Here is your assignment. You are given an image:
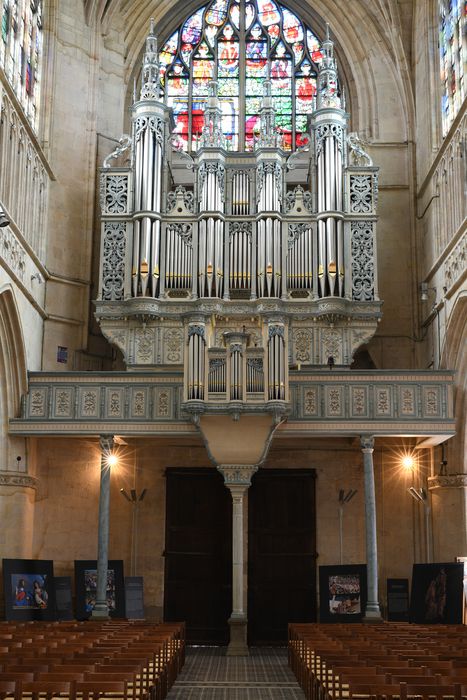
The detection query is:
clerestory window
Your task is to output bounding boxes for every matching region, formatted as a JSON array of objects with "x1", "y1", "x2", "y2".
[
  {"x1": 439, "y1": 0, "x2": 466, "y2": 136},
  {"x1": 0, "y1": 0, "x2": 43, "y2": 131},
  {"x1": 159, "y1": 0, "x2": 323, "y2": 152}
]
